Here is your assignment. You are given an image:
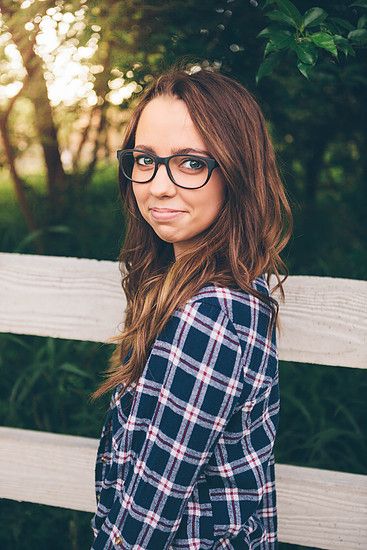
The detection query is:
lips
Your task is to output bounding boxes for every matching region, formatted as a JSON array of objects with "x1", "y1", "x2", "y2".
[
  {"x1": 151, "y1": 208, "x2": 185, "y2": 213},
  {"x1": 150, "y1": 209, "x2": 186, "y2": 221}
]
